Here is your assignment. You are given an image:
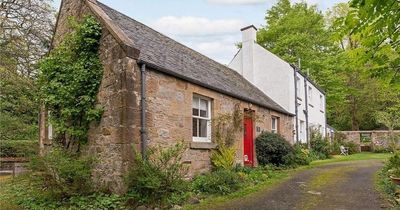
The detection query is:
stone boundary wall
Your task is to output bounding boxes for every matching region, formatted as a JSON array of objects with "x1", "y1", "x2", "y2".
[{"x1": 337, "y1": 130, "x2": 400, "y2": 151}]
